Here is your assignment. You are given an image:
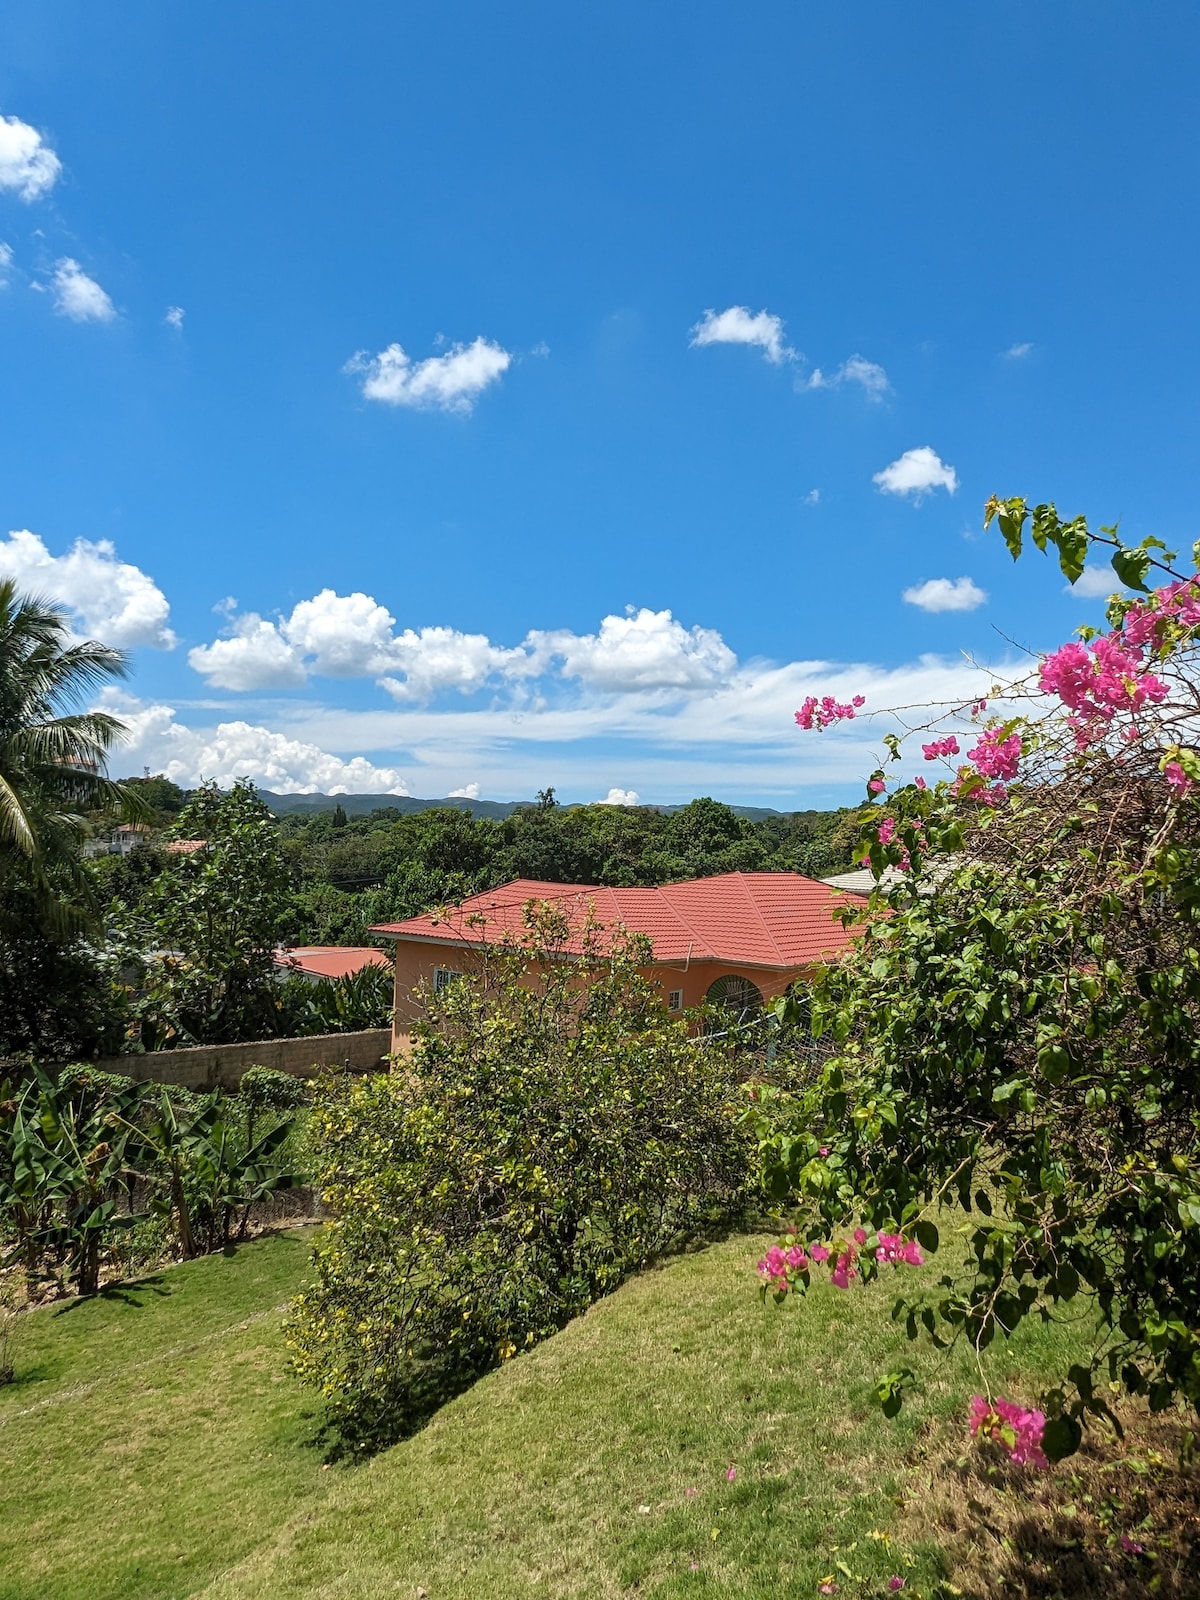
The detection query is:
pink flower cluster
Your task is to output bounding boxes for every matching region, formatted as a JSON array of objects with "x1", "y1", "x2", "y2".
[
  {"x1": 967, "y1": 727, "x2": 1022, "y2": 781},
  {"x1": 1120, "y1": 576, "x2": 1200, "y2": 649},
  {"x1": 921, "y1": 735, "x2": 960, "y2": 761},
  {"x1": 758, "y1": 1228, "x2": 924, "y2": 1296},
  {"x1": 968, "y1": 1394, "x2": 1048, "y2": 1469},
  {"x1": 795, "y1": 694, "x2": 866, "y2": 731},
  {"x1": 1039, "y1": 635, "x2": 1167, "y2": 752}
]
